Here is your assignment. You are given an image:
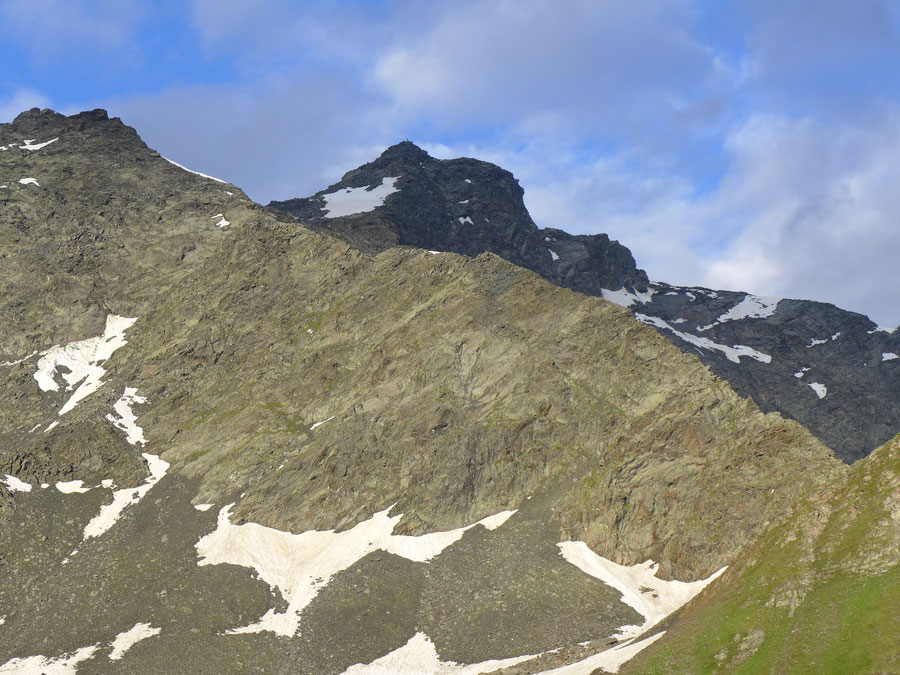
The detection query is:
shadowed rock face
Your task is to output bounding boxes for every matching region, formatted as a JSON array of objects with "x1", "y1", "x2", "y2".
[{"x1": 270, "y1": 142, "x2": 899, "y2": 463}]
